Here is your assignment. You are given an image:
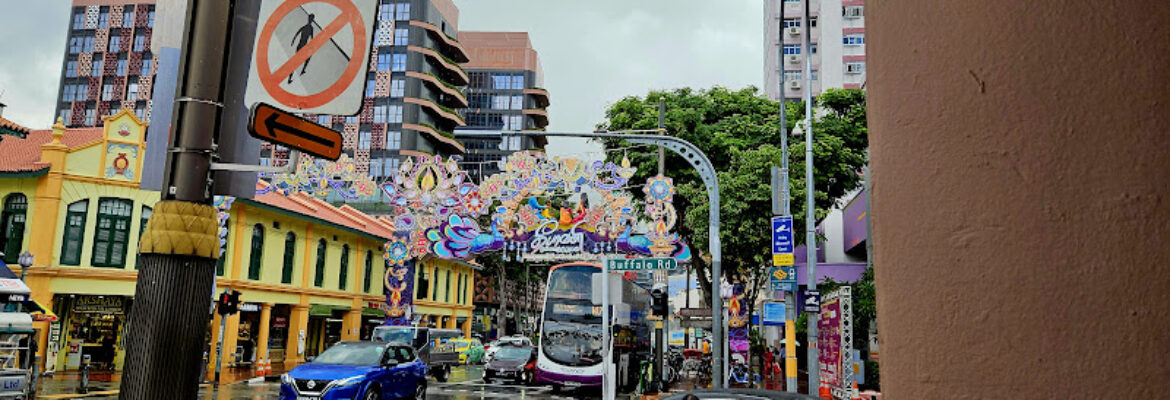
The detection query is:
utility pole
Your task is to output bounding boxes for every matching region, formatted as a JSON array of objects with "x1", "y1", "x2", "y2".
[
  {"x1": 657, "y1": 96, "x2": 666, "y2": 175},
  {"x1": 777, "y1": 16, "x2": 799, "y2": 395},
  {"x1": 118, "y1": 1, "x2": 232, "y2": 398},
  {"x1": 801, "y1": 0, "x2": 820, "y2": 393}
]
